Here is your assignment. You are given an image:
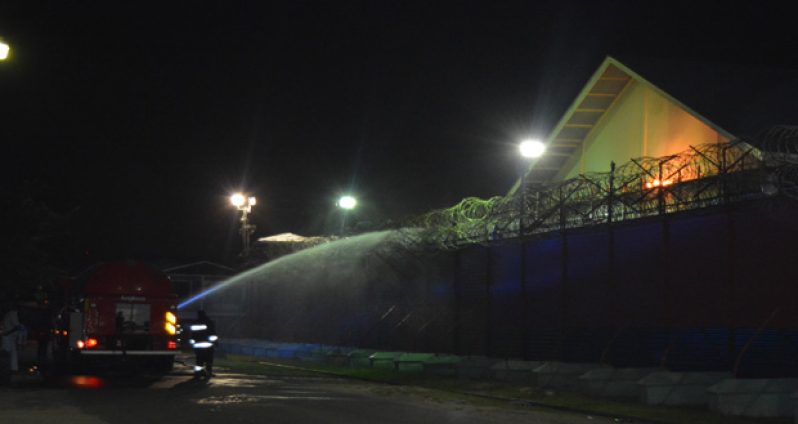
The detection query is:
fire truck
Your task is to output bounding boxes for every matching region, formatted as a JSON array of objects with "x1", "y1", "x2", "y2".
[{"x1": 53, "y1": 261, "x2": 179, "y2": 373}]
